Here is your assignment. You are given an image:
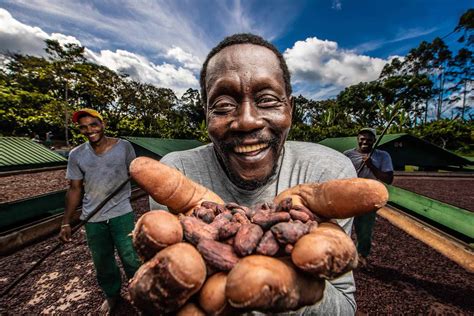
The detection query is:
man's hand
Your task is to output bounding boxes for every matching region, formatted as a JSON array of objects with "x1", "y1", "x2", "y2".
[
  {"x1": 362, "y1": 155, "x2": 374, "y2": 168},
  {"x1": 59, "y1": 224, "x2": 72, "y2": 243}
]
